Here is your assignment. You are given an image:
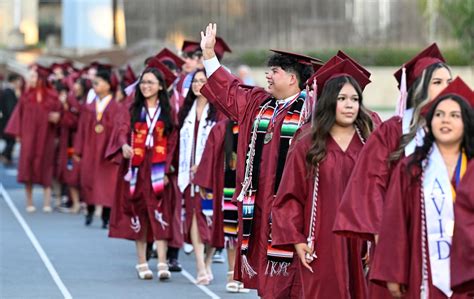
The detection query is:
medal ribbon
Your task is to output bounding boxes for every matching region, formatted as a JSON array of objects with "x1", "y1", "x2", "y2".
[
  {"x1": 95, "y1": 95, "x2": 113, "y2": 122},
  {"x1": 268, "y1": 92, "x2": 300, "y2": 132}
]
